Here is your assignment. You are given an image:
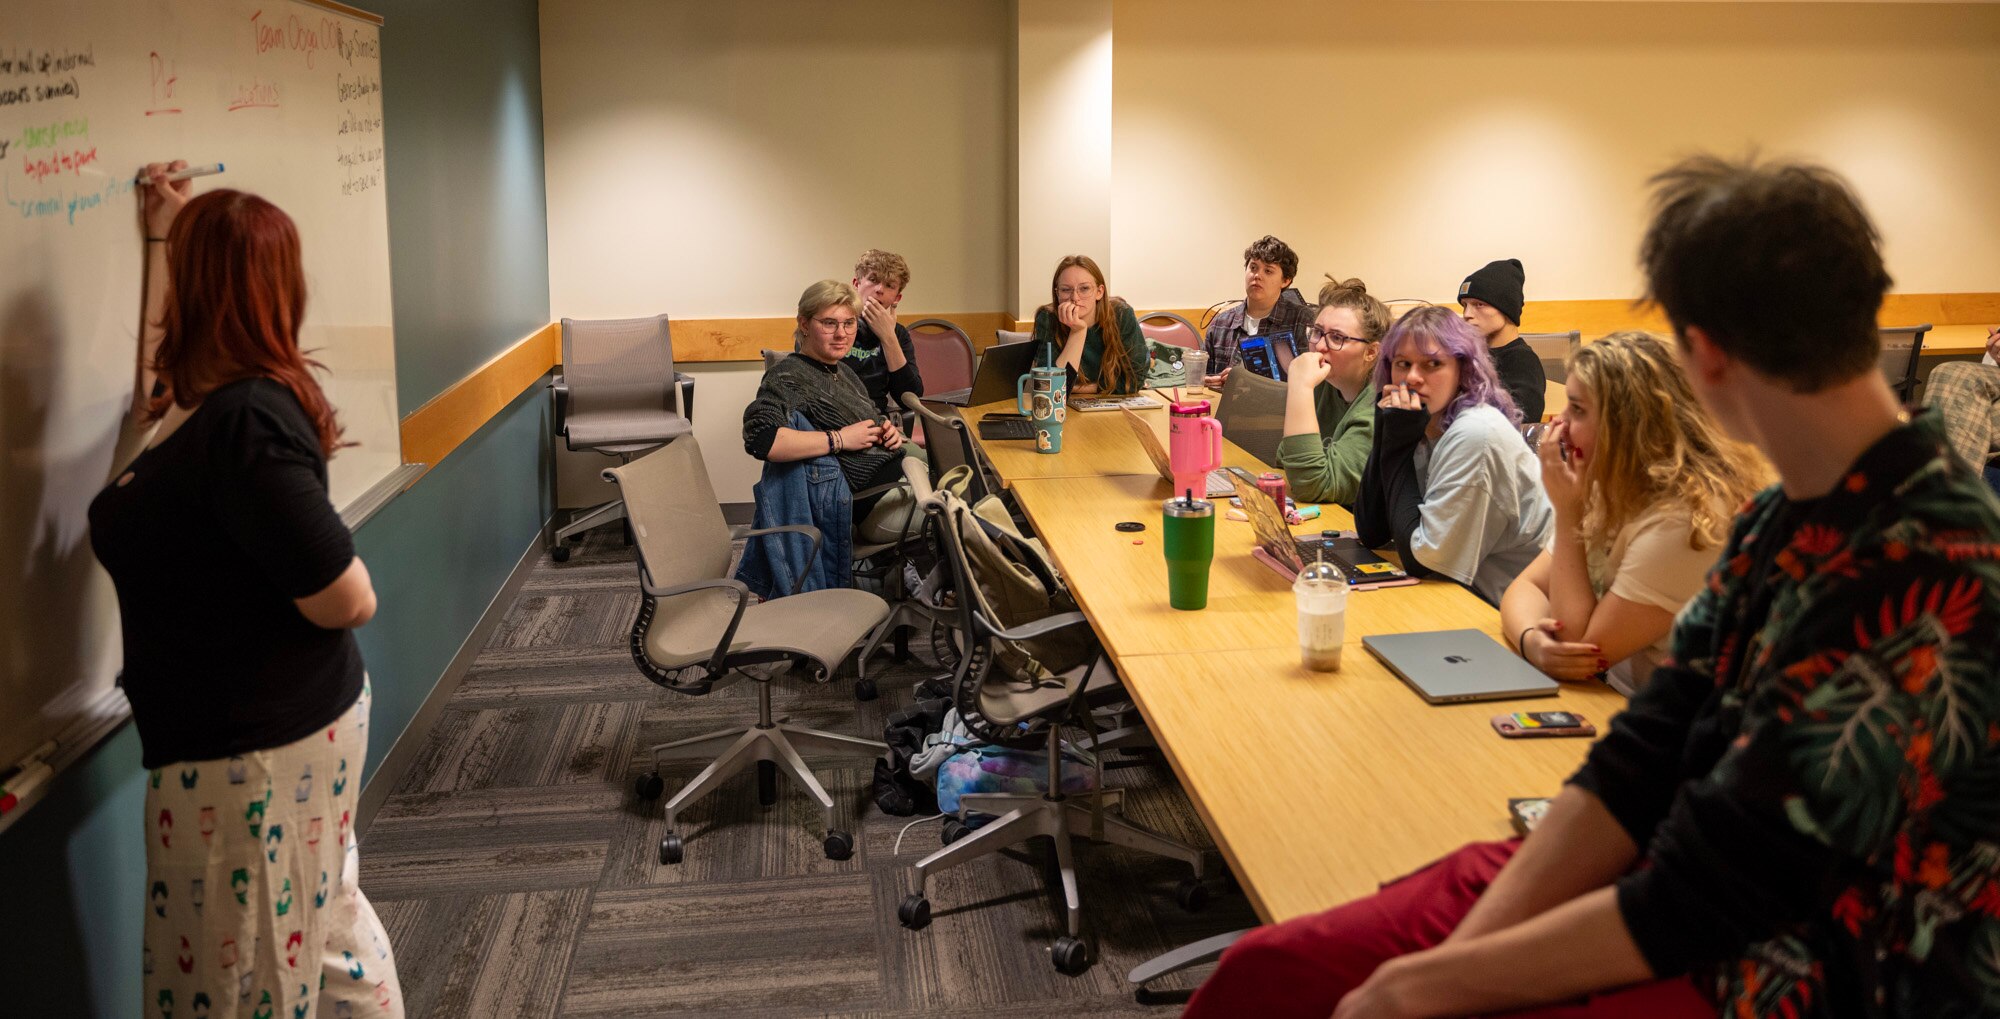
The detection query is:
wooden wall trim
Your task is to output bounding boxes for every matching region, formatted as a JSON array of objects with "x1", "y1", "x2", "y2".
[
  {"x1": 671, "y1": 311, "x2": 1022, "y2": 360},
  {"x1": 398, "y1": 323, "x2": 559, "y2": 474},
  {"x1": 391, "y1": 292, "x2": 1996, "y2": 475},
  {"x1": 1142, "y1": 292, "x2": 1998, "y2": 341}
]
